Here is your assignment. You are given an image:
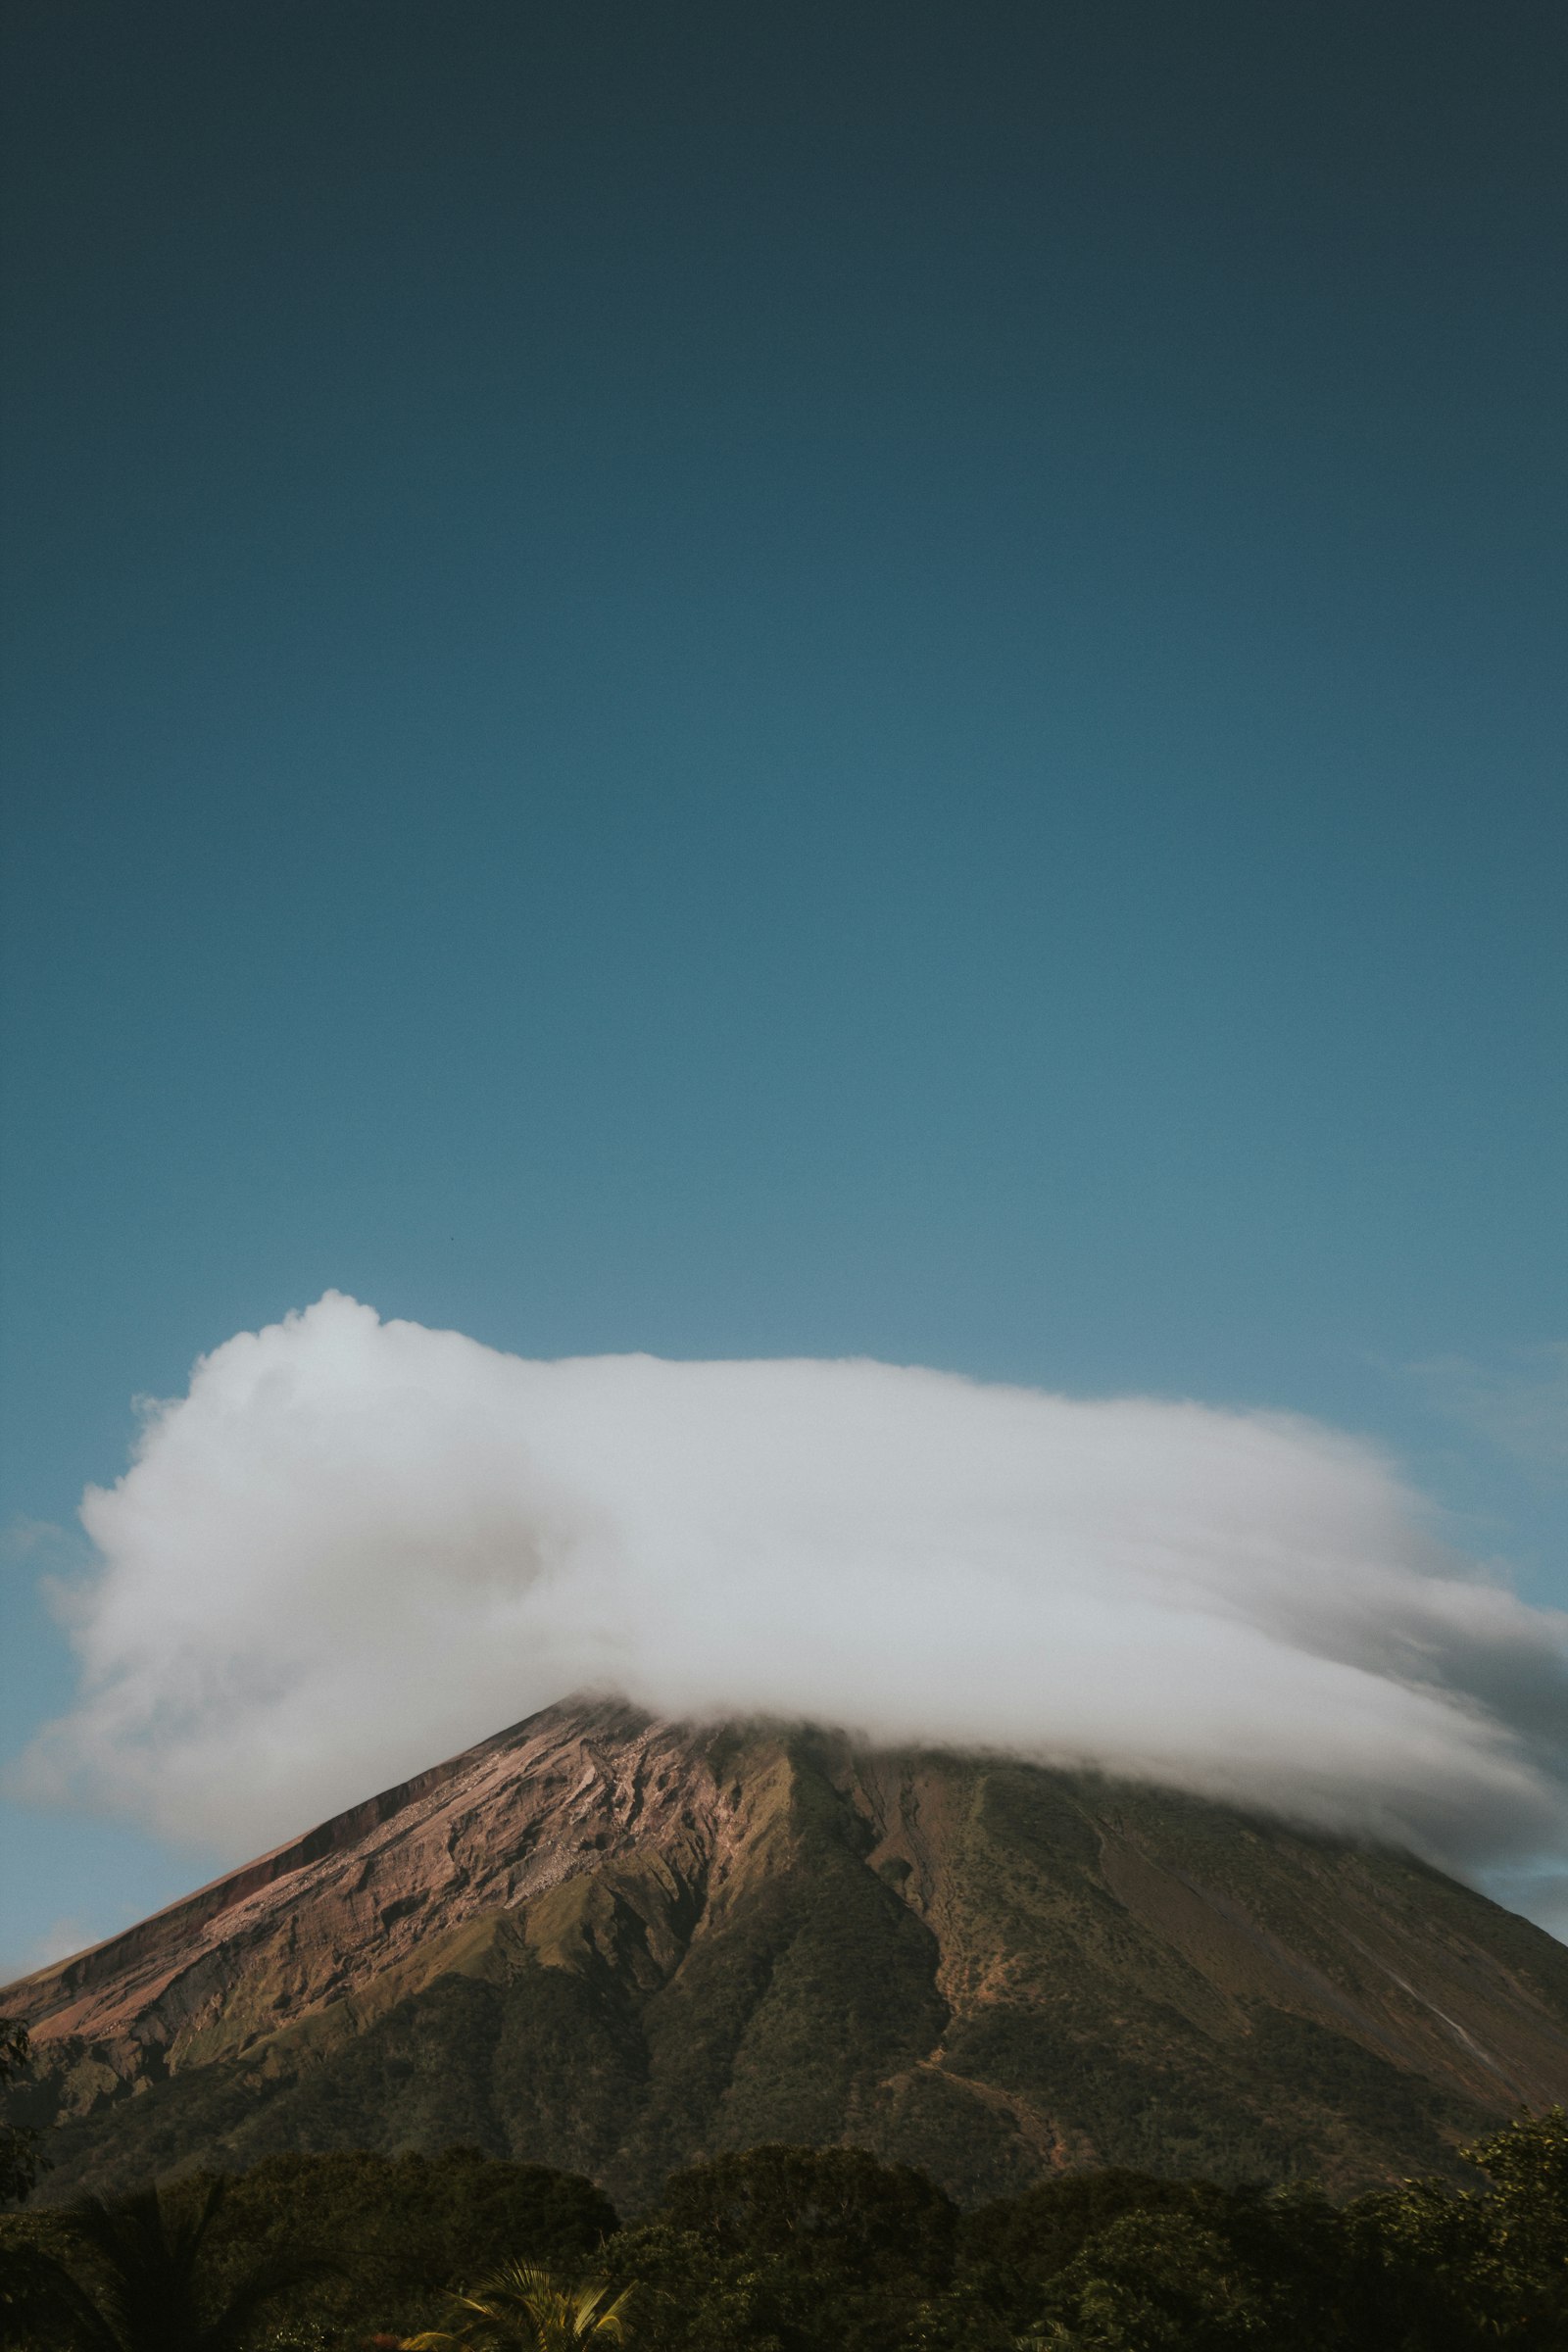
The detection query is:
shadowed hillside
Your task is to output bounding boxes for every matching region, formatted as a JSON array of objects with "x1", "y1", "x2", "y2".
[{"x1": 5, "y1": 1697, "x2": 1568, "y2": 2208}]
